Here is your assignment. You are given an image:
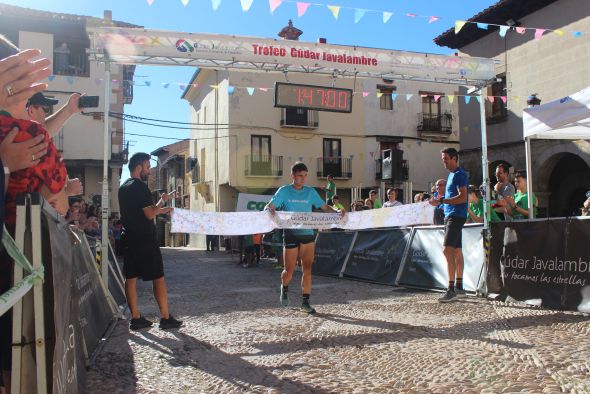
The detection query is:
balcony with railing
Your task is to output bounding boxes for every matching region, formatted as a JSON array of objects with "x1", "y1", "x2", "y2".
[
  {"x1": 191, "y1": 161, "x2": 201, "y2": 184},
  {"x1": 53, "y1": 52, "x2": 89, "y2": 77},
  {"x1": 316, "y1": 157, "x2": 352, "y2": 179},
  {"x1": 244, "y1": 155, "x2": 283, "y2": 177},
  {"x1": 416, "y1": 112, "x2": 453, "y2": 137},
  {"x1": 280, "y1": 108, "x2": 319, "y2": 129}
]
